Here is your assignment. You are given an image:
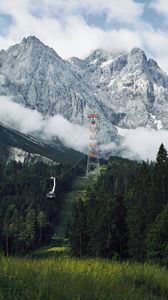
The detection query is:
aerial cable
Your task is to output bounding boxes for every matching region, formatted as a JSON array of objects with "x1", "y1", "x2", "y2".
[{"x1": 46, "y1": 154, "x2": 84, "y2": 198}]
